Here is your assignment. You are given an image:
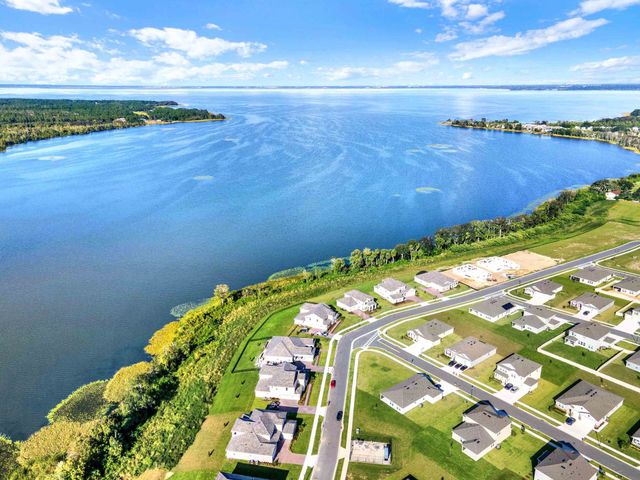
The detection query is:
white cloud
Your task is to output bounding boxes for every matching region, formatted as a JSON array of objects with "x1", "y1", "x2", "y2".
[
  {"x1": 459, "y1": 10, "x2": 505, "y2": 34},
  {"x1": 319, "y1": 58, "x2": 438, "y2": 81},
  {"x1": 462, "y1": 71, "x2": 473, "y2": 79},
  {"x1": 388, "y1": 0, "x2": 430, "y2": 8},
  {"x1": 0, "y1": 30, "x2": 287, "y2": 84},
  {"x1": 438, "y1": 0, "x2": 459, "y2": 18},
  {"x1": 129, "y1": 27, "x2": 266, "y2": 59},
  {"x1": 415, "y1": 28, "x2": 423, "y2": 34},
  {"x1": 465, "y1": 3, "x2": 488, "y2": 20},
  {"x1": 435, "y1": 27, "x2": 458, "y2": 42},
  {"x1": 205, "y1": 23, "x2": 222, "y2": 31},
  {"x1": 575, "y1": 0, "x2": 640, "y2": 15},
  {"x1": 450, "y1": 16, "x2": 608, "y2": 61},
  {"x1": 299, "y1": 59, "x2": 308, "y2": 65},
  {"x1": 571, "y1": 55, "x2": 640, "y2": 72},
  {"x1": 4, "y1": 0, "x2": 72, "y2": 14}
]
